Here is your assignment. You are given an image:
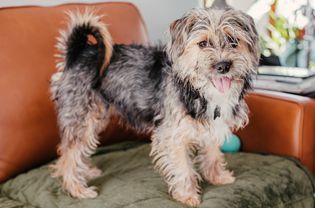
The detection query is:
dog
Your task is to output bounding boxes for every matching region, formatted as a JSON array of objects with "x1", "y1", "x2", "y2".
[{"x1": 50, "y1": 7, "x2": 259, "y2": 207}]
